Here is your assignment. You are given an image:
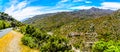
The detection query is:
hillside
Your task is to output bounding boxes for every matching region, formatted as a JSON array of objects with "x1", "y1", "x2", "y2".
[
  {"x1": 24, "y1": 7, "x2": 113, "y2": 31},
  {"x1": 0, "y1": 12, "x2": 19, "y2": 29},
  {"x1": 23, "y1": 13, "x2": 56, "y2": 23},
  {"x1": 22, "y1": 8, "x2": 120, "y2": 51},
  {"x1": 0, "y1": 12, "x2": 22, "y2": 29},
  {"x1": 54, "y1": 9, "x2": 120, "y2": 51}
]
